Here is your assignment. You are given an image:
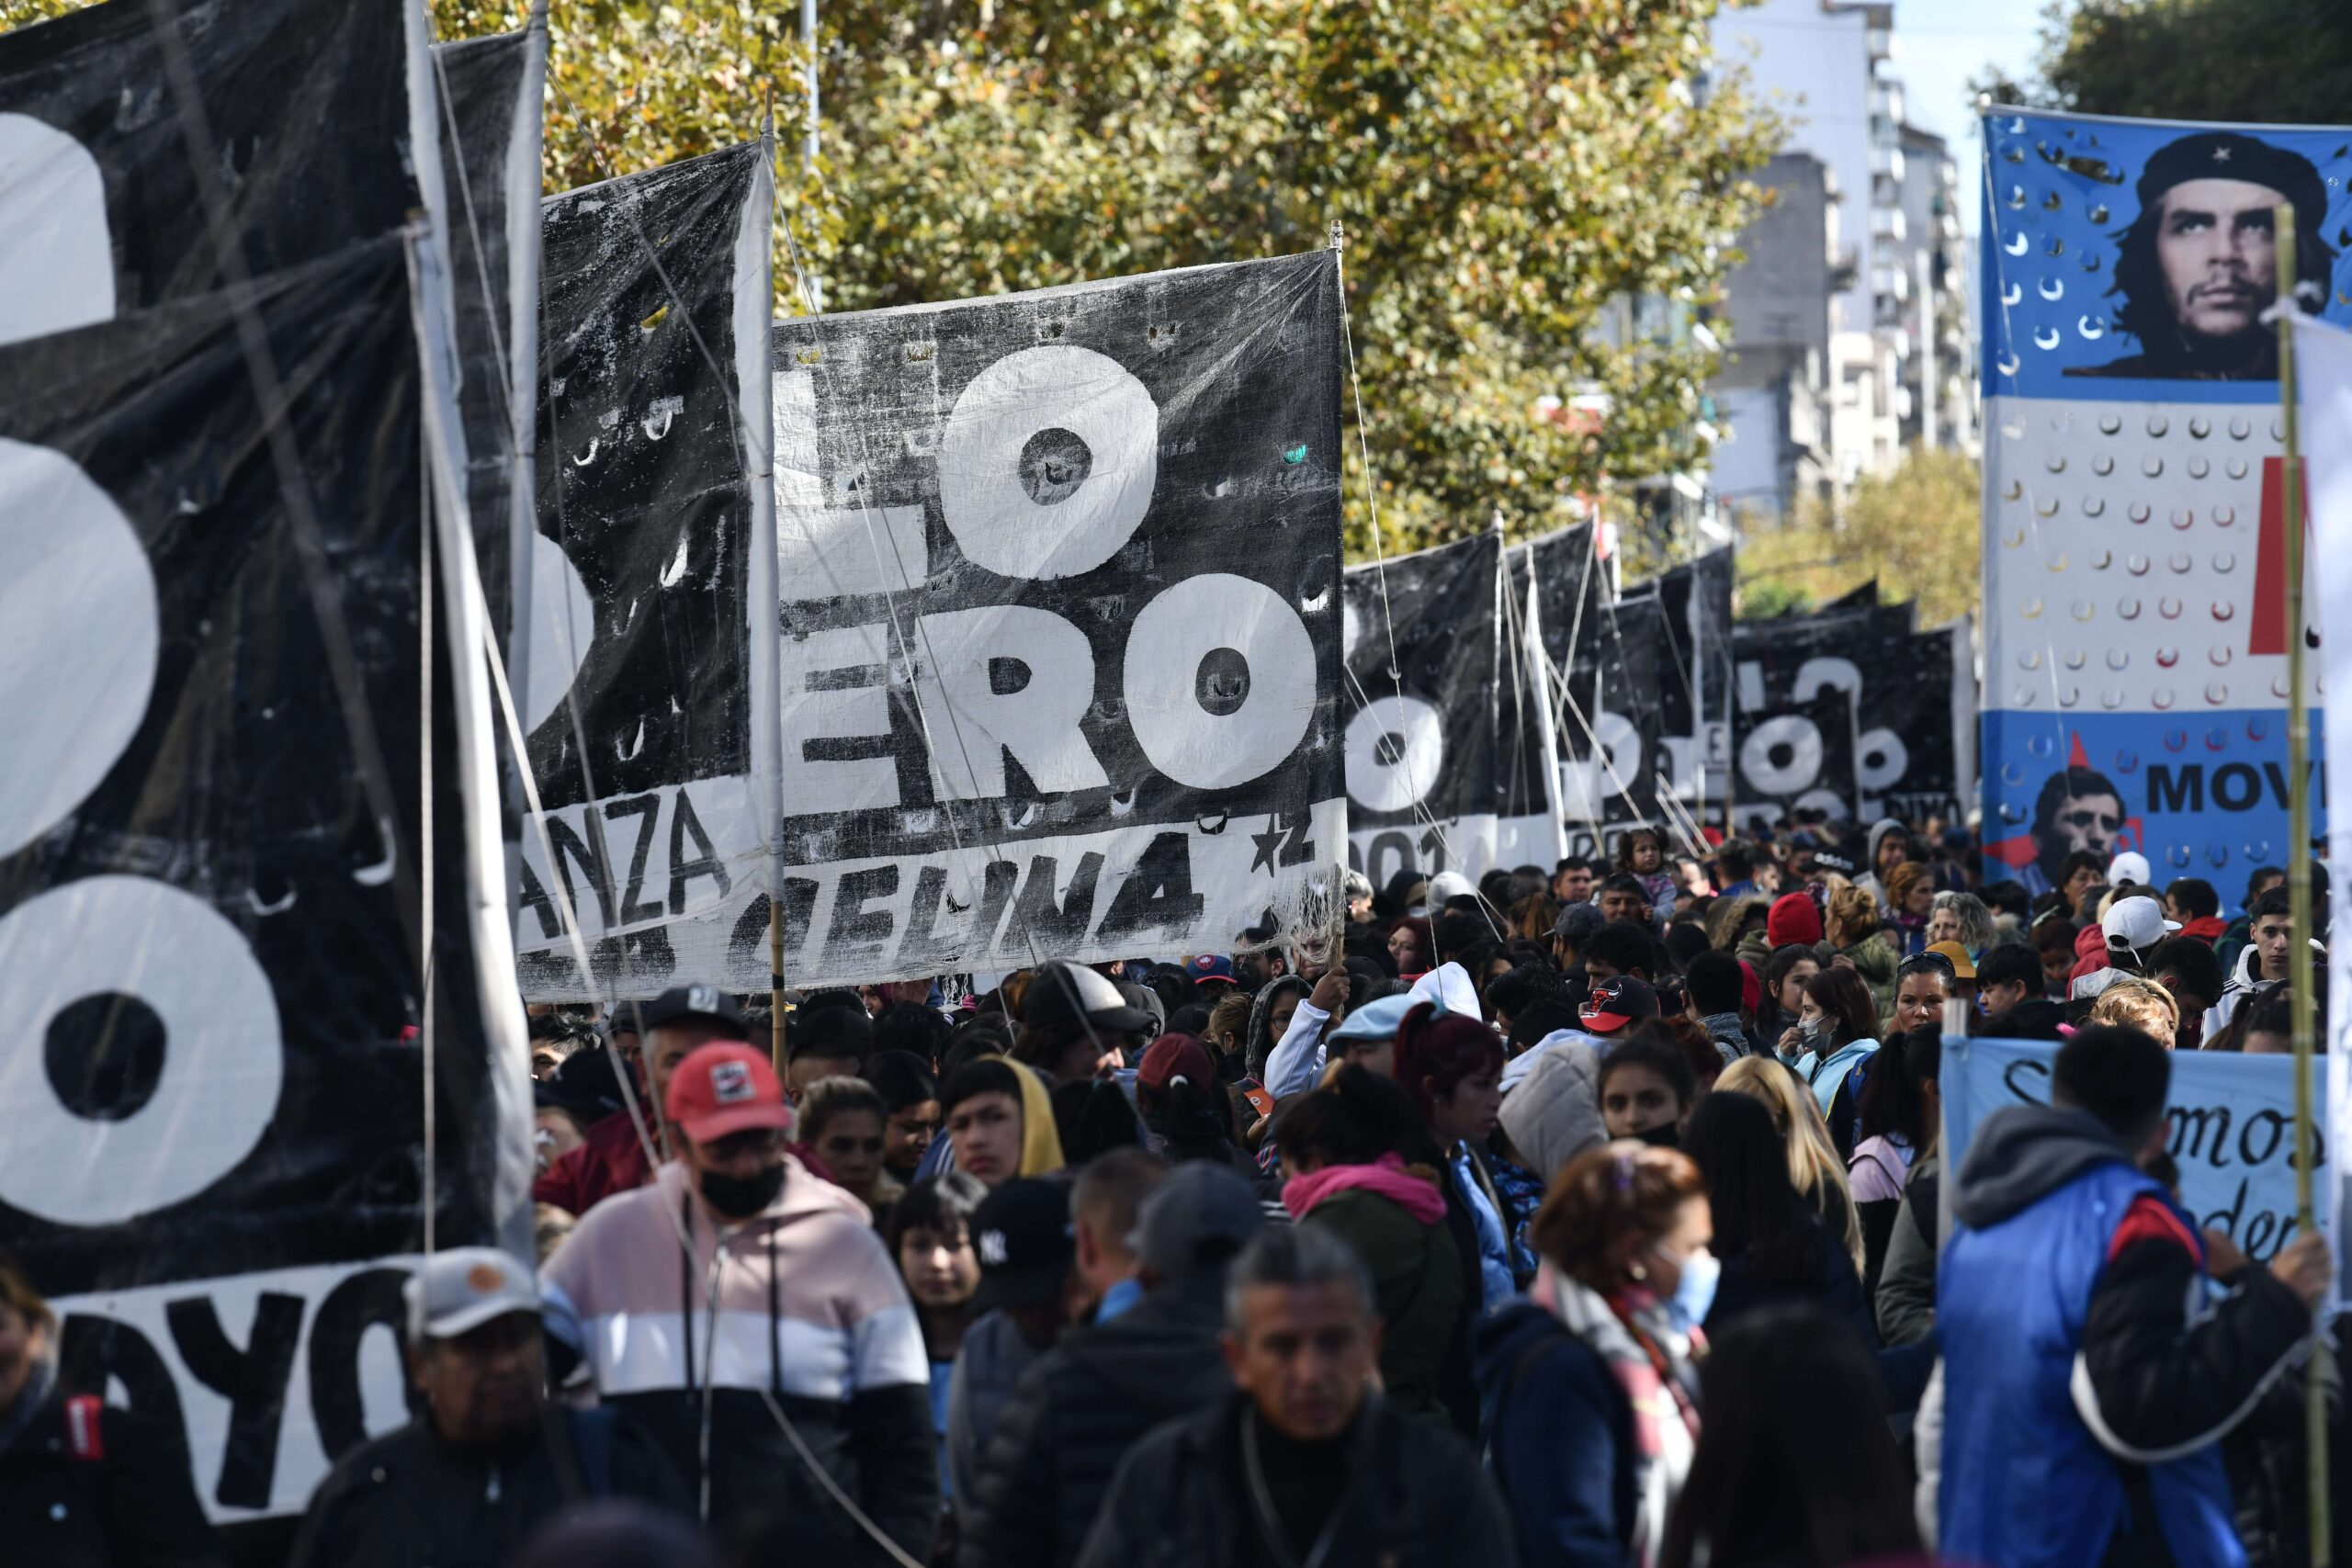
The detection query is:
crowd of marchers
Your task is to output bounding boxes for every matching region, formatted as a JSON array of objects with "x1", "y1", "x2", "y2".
[{"x1": 1, "y1": 811, "x2": 2343, "y2": 1568}]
